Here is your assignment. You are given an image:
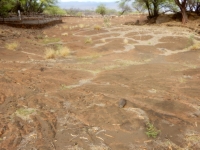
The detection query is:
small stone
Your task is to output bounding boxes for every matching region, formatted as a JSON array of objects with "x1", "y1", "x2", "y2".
[
  {"x1": 119, "y1": 98, "x2": 127, "y2": 108},
  {"x1": 40, "y1": 67, "x2": 45, "y2": 72}
]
